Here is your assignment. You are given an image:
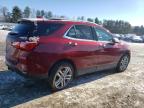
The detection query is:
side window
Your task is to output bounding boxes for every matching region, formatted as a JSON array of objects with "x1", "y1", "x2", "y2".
[
  {"x1": 66, "y1": 26, "x2": 76, "y2": 38},
  {"x1": 35, "y1": 23, "x2": 63, "y2": 36},
  {"x1": 94, "y1": 27, "x2": 113, "y2": 41},
  {"x1": 75, "y1": 25, "x2": 94, "y2": 40}
]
